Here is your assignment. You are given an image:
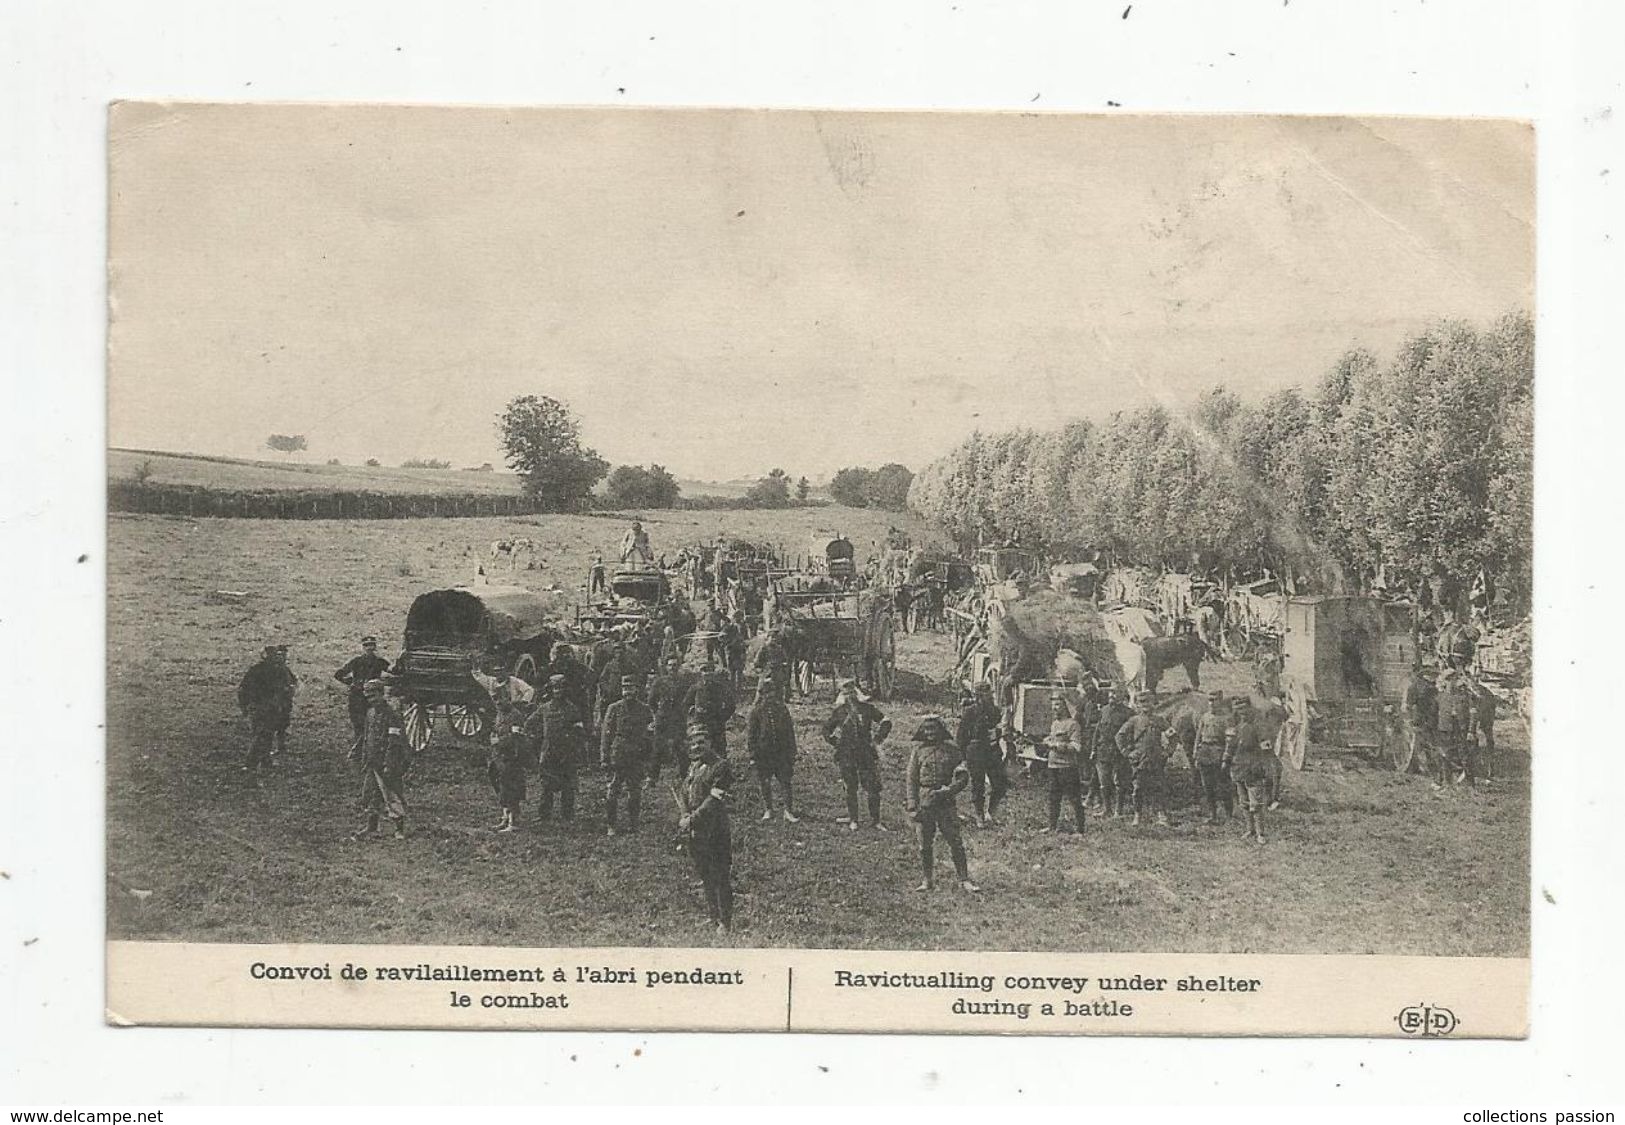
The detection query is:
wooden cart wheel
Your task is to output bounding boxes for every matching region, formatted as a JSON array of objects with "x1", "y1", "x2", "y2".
[
  {"x1": 513, "y1": 653, "x2": 539, "y2": 683},
  {"x1": 1276, "y1": 682, "x2": 1309, "y2": 770},
  {"x1": 447, "y1": 702, "x2": 485, "y2": 739},
  {"x1": 1390, "y1": 724, "x2": 1417, "y2": 773},
  {"x1": 402, "y1": 701, "x2": 432, "y2": 753},
  {"x1": 873, "y1": 618, "x2": 897, "y2": 700}
]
